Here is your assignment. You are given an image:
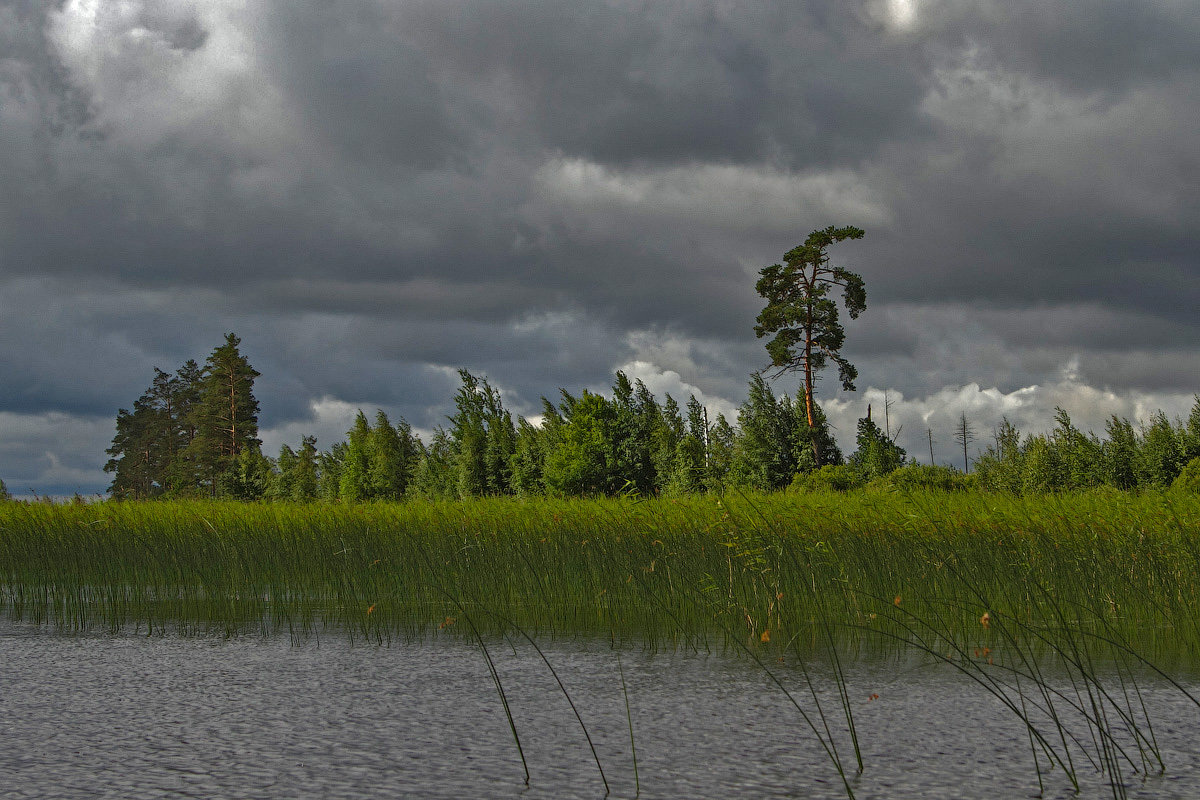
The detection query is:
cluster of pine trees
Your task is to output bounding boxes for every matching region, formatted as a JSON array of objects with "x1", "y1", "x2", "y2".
[
  {"x1": 103, "y1": 334, "x2": 1200, "y2": 501},
  {"x1": 103, "y1": 334, "x2": 262, "y2": 499}
]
